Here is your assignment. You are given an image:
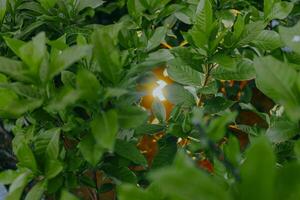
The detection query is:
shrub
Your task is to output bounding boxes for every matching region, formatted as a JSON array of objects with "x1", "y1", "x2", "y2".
[{"x1": 0, "y1": 0, "x2": 300, "y2": 199}]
